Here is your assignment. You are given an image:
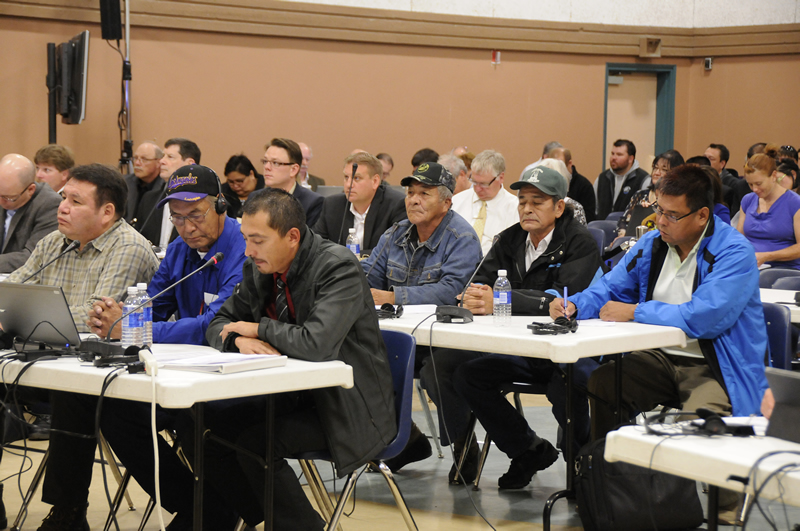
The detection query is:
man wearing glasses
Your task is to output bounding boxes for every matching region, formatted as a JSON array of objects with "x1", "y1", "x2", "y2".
[
  {"x1": 123, "y1": 141, "x2": 165, "y2": 245},
  {"x1": 0, "y1": 154, "x2": 61, "y2": 273},
  {"x1": 551, "y1": 164, "x2": 768, "y2": 440},
  {"x1": 262, "y1": 137, "x2": 323, "y2": 226},
  {"x1": 313, "y1": 151, "x2": 406, "y2": 256},
  {"x1": 35, "y1": 165, "x2": 247, "y2": 531},
  {"x1": 451, "y1": 149, "x2": 518, "y2": 255}
]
